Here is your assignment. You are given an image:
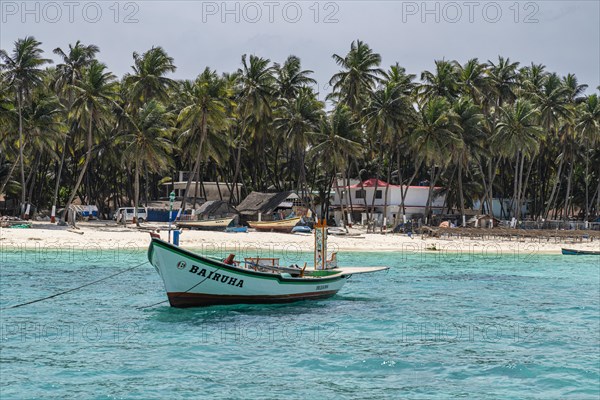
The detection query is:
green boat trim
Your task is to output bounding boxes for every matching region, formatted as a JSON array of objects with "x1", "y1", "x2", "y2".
[{"x1": 149, "y1": 238, "x2": 345, "y2": 284}]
